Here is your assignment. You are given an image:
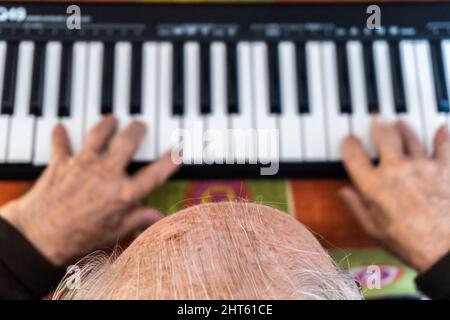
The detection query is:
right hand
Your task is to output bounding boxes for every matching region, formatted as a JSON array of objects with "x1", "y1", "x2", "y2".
[{"x1": 339, "y1": 120, "x2": 450, "y2": 273}]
